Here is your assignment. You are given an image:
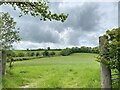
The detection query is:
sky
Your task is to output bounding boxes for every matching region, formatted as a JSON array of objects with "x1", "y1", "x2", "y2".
[{"x1": 0, "y1": 1, "x2": 118, "y2": 50}]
